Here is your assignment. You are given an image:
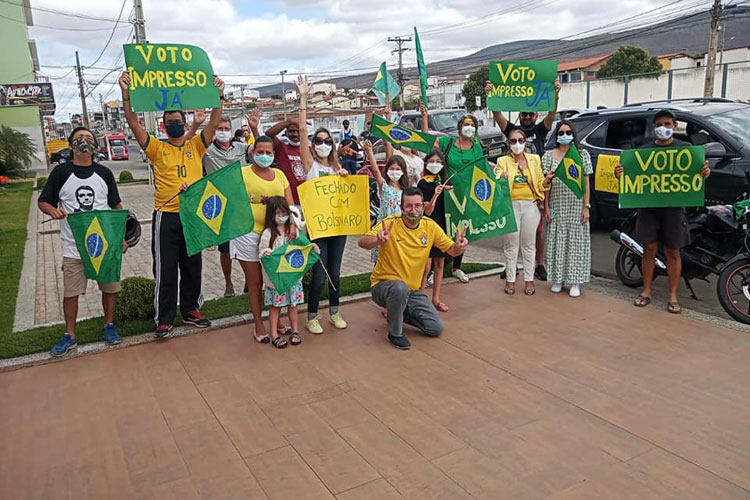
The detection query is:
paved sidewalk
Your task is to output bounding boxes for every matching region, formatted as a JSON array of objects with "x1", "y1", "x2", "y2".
[{"x1": 28, "y1": 183, "x2": 503, "y2": 327}]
